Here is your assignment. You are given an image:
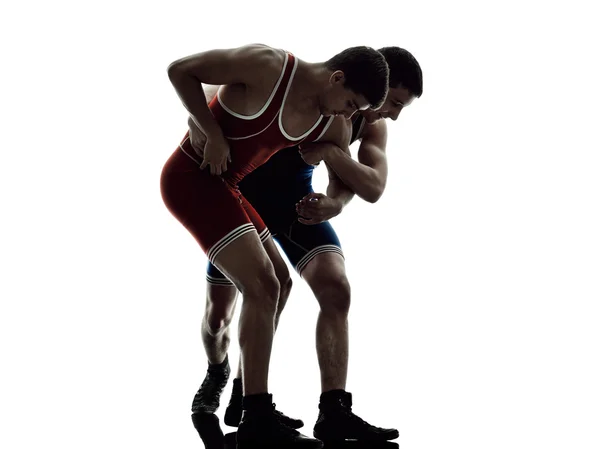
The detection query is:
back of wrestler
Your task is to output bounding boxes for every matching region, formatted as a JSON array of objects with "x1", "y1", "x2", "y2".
[{"x1": 162, "y1": 43, "x2": 389, "y2": 448}]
